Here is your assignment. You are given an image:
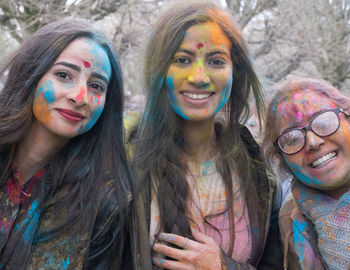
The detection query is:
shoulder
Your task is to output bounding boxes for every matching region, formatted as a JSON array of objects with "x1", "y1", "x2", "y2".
[
  {"x1": 279, "y1": 194, "x2": 297, "y2": 236},
  {"x1": 279, "y1": 194, "x2": 326, "y2": 270}
]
